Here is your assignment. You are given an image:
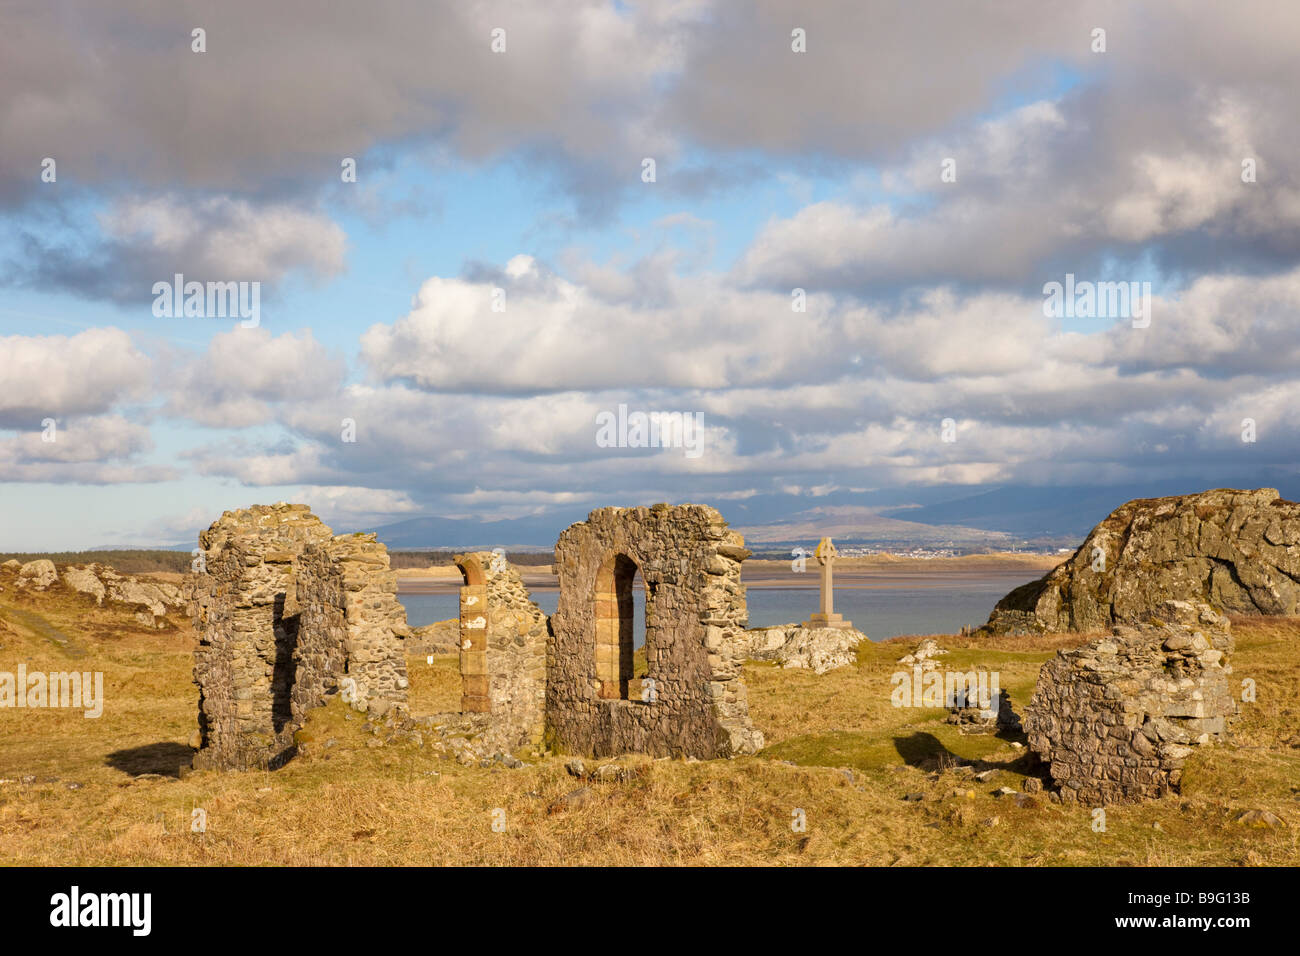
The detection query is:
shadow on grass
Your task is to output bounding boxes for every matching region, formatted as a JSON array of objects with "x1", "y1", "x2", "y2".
[
  {"x1": 893, "y1": 730, "x2": 1036, "y2": 775},
  {"x1": 107, "y1": 742, "x2": 193, "y2": 778}
]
